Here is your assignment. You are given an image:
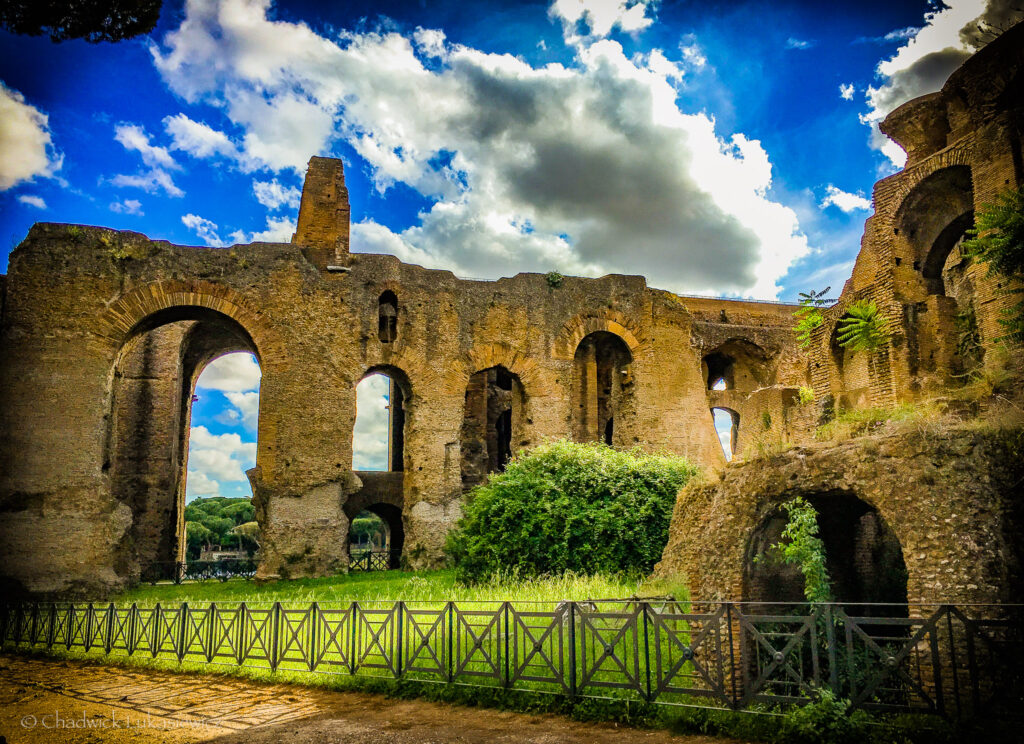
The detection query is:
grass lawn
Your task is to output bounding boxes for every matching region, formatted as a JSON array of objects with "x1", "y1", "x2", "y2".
[{"x1": 114, "y1": 568, "x2": 688, "y2": 607}]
